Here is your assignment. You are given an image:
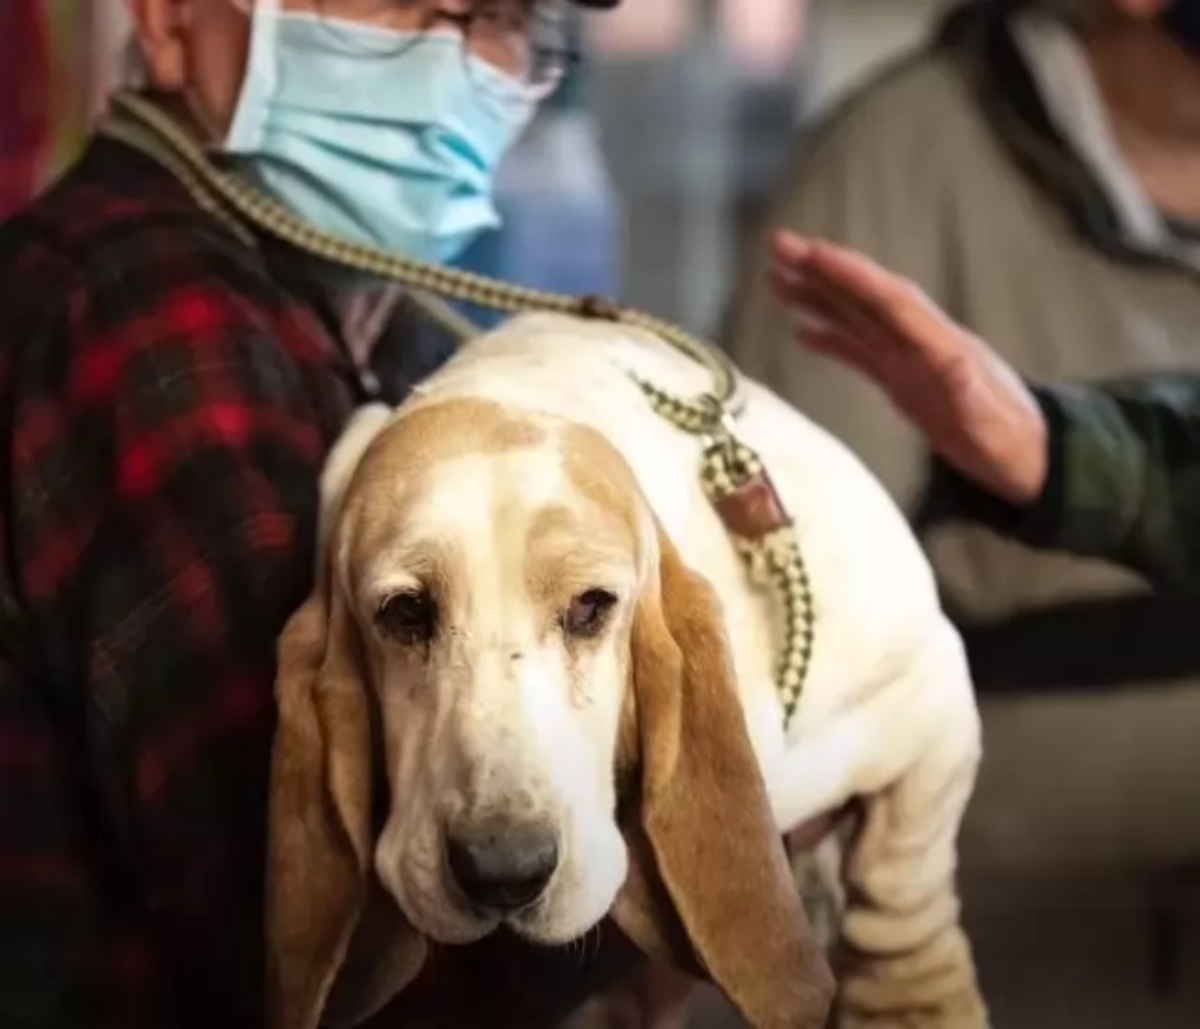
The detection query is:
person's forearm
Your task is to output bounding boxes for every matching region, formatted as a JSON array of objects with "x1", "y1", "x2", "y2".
[{"x1": 922, "y1": 374, "x2": 1200, "y2": 593}]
